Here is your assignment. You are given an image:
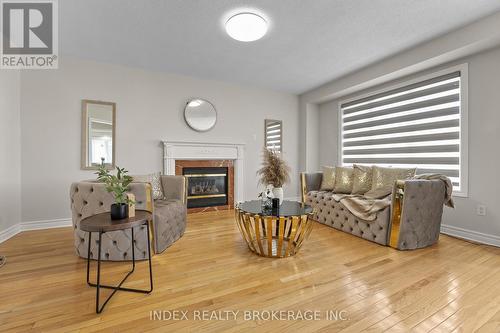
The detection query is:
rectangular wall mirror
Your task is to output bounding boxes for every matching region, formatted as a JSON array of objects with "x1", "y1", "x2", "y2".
[
  {"x1": 265, "y1": 119, "x2": 283, "y2": 153},
  {"x1": 81, "y1": 100, "x2": 116, "y2": 170}
]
